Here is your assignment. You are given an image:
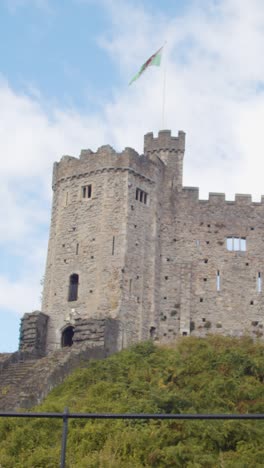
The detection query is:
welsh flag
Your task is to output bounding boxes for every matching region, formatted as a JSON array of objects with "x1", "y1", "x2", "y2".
[{"x1": 129, "y1": 46, "x2": 163, "y2": 85}]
